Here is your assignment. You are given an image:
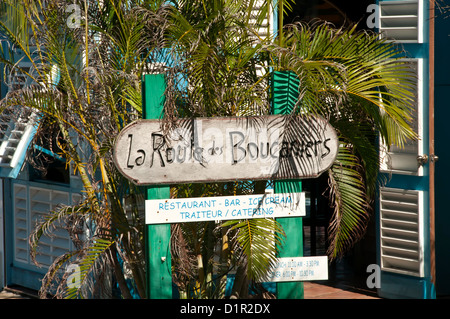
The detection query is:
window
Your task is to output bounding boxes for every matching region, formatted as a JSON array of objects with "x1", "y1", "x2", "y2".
[{"x1": 28, "y1": 129, "x2": 70, "y2": 185}]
